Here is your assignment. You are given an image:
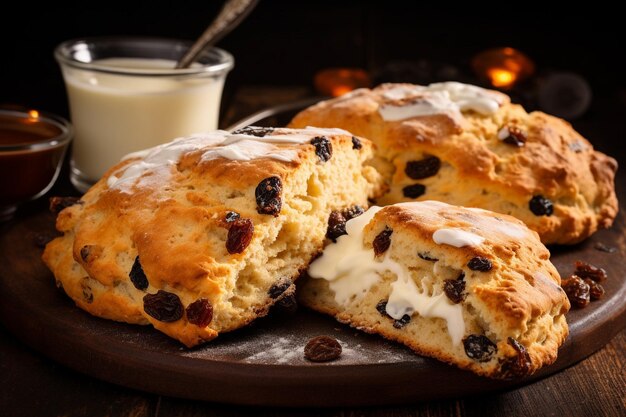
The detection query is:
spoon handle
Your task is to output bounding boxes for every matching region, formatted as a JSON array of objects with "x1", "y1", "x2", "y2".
[{"x1": 176, "y1": 0, "x2": 259, "y2": 69}]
